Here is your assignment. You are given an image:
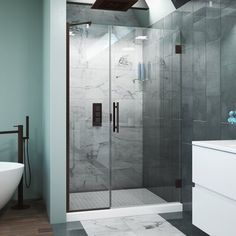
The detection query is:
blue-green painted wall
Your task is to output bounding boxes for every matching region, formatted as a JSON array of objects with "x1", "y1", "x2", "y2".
[
  {"x1": 42, "y1": 0, "x2": 66, "y2": 224},
  {"x1": 0, "y1": 0, "x2": 43, "y2": 199}
]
